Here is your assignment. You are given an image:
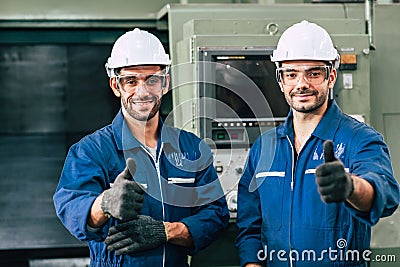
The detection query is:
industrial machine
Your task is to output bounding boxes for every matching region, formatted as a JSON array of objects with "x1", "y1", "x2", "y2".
[
  {"x1": 167, "y1": 14, "x2": 371, "y2": 216},
  {"x1": 159, "y1": 4, "x2": 399, "y2": 265},
  {"x1": 0, "y1": 1, "x2": 399, "y2": 266}
]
